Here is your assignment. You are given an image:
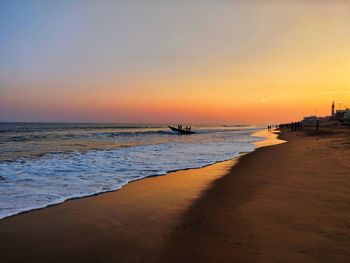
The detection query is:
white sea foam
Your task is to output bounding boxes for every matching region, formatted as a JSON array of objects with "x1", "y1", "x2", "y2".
[{"x1": 0, "y1": 126, "x2": 264, "y2": 219}]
